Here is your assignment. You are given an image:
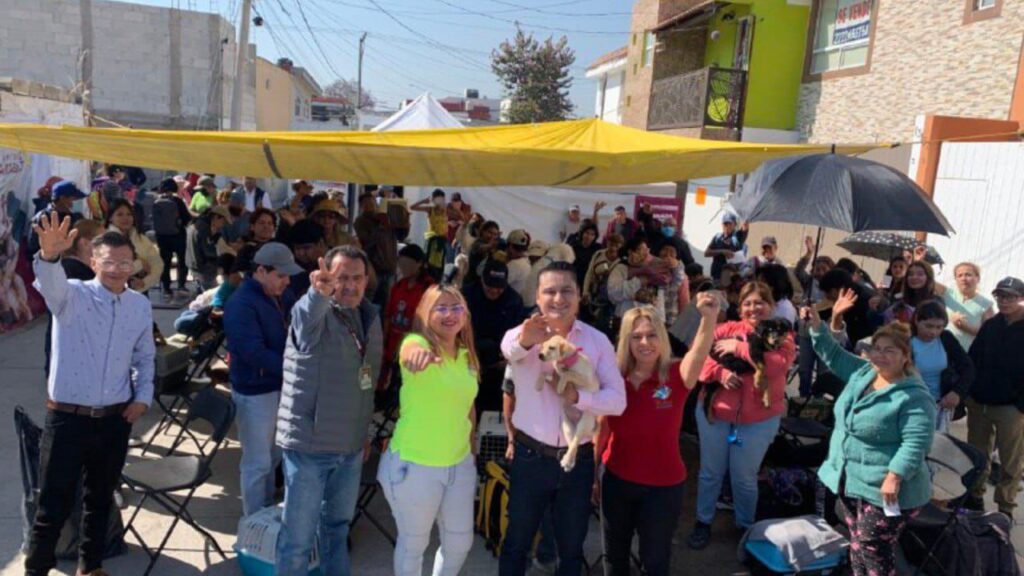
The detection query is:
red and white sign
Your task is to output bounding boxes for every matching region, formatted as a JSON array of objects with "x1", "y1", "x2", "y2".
[{"x1": 832, "y1": 0, "x2": 872, "y2": 46}]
